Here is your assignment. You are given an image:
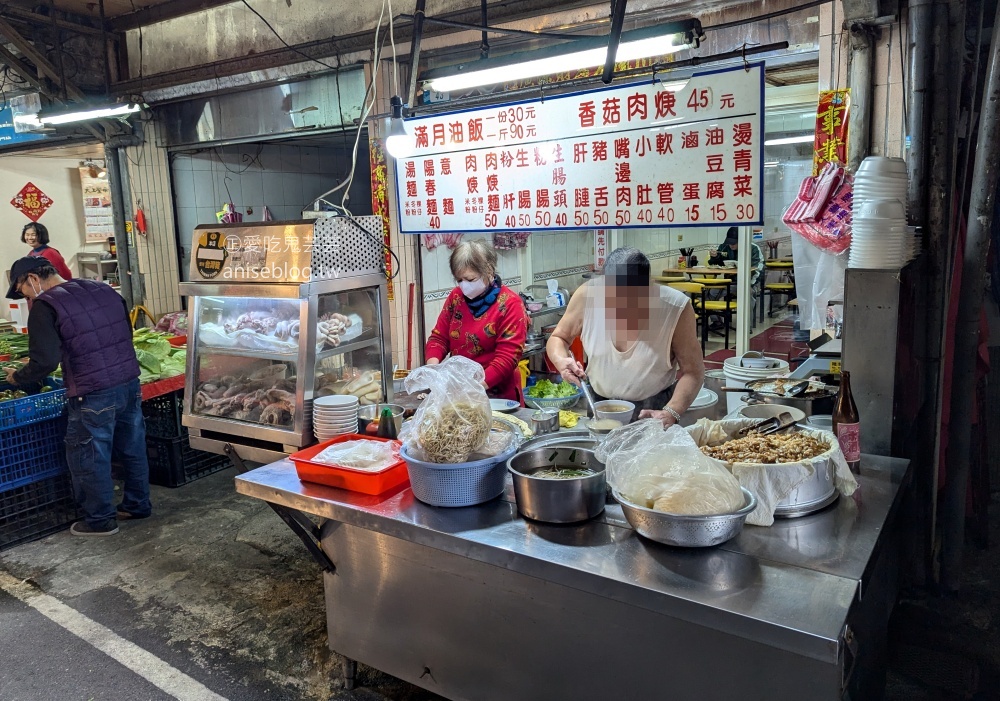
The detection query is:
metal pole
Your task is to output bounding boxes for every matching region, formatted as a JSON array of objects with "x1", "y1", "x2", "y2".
[
  {"x1": 846, "y1": 22, "x2": 875, "y2": 172},
  {"x1": 104, "y1": 144, "x2": 135, "y2": 309},
  {"x1": 940, "y1": 0, "x2": 998, "y2": 594},
  {"x1": 405, "y1": 0, "x2": 426, "y2": 108},
  {"x1": 479, "y1": 0, "x2": 489, "y2": 60},
  {"x1": 919, "y1": 0, "x2": 960, "y2": 583},
  {"x1": 602, "y1": 0, "x2": 628, "y2": 84},
  {"x1": 907, "y1": 0, "x2": 933, "y2": 225}
]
